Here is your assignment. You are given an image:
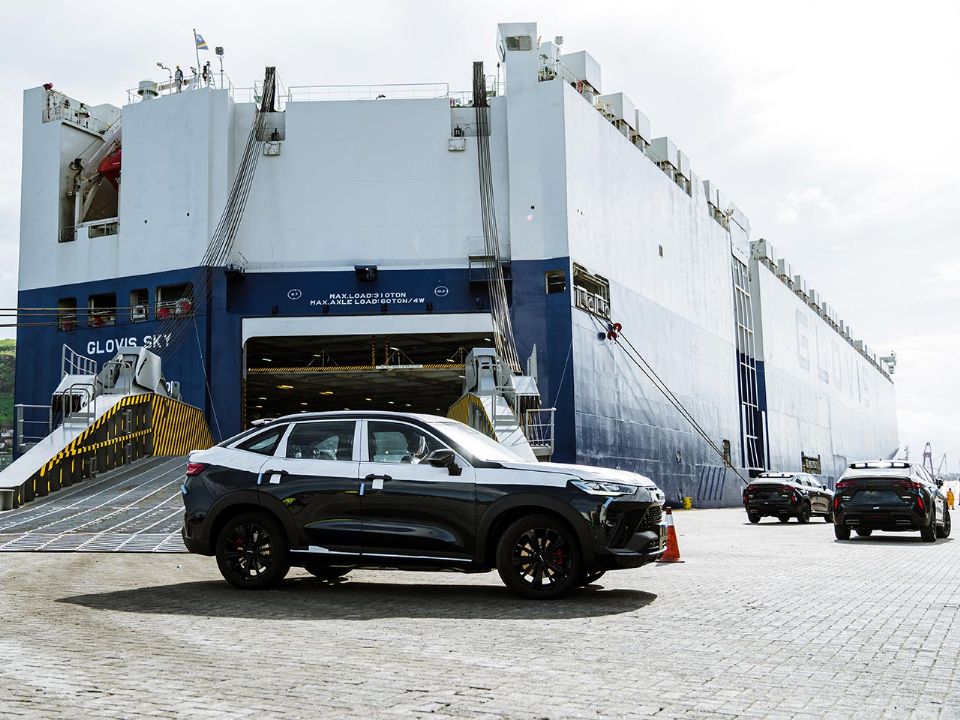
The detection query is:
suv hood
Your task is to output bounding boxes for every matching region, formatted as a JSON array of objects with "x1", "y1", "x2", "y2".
[{"x1": 497, "y1": 460, "x2": 660, "y2": 489}]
